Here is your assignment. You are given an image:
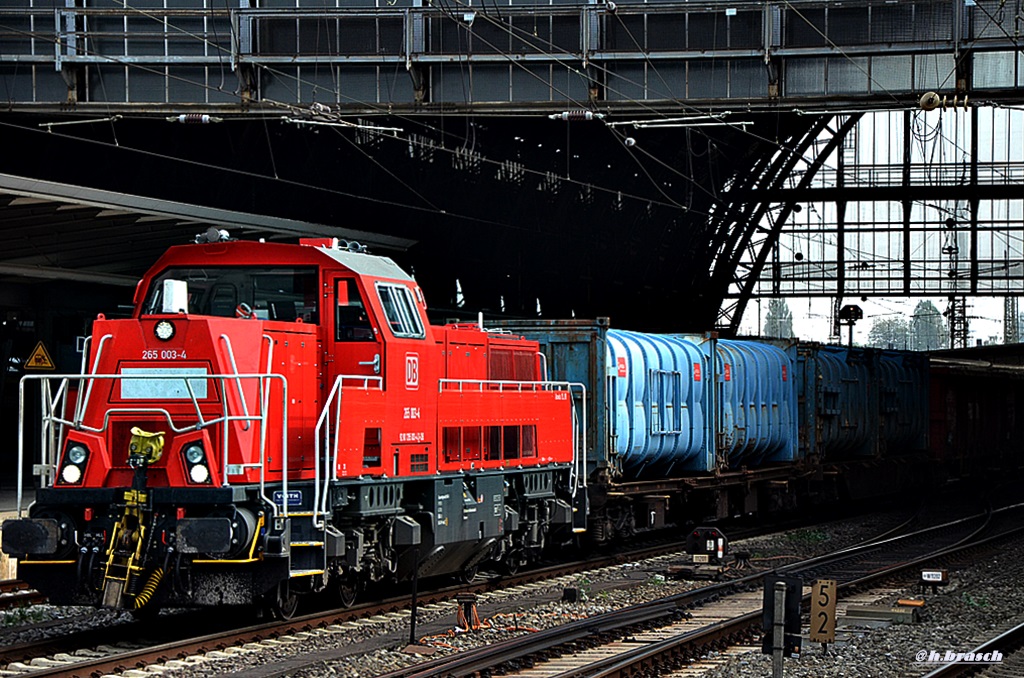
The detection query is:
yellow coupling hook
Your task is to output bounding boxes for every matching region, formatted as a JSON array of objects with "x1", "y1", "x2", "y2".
[{"x1": 129, "y1": 427, "x2": 166, "y2": 465}]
